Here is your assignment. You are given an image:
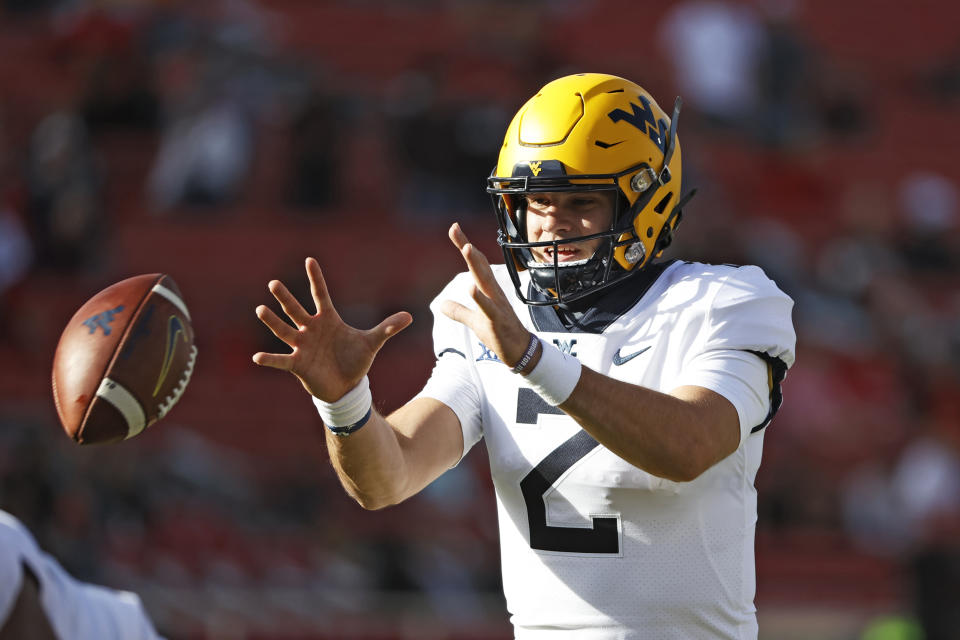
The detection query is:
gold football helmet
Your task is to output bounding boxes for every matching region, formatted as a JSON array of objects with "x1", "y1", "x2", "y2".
[{"x1": 487, "y1": 73, "x2": 694, "y2": 307}]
